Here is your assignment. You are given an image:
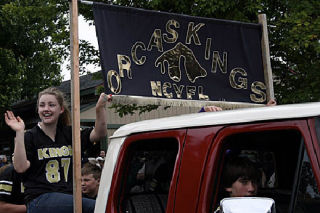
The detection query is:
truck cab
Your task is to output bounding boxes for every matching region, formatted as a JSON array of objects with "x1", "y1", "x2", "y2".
[{"x1": 95, "y1": 102, "x2": 320, "y2": 213}]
